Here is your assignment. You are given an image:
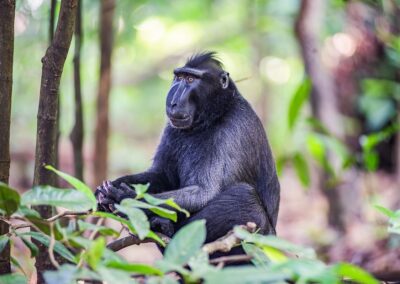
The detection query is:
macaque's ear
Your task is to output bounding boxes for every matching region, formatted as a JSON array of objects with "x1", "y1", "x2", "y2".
[{"x1": 220, "y1": 72, "x2": 229, "y2": 89}]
